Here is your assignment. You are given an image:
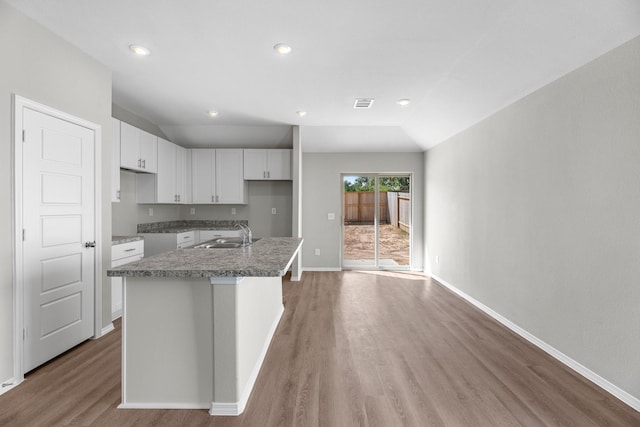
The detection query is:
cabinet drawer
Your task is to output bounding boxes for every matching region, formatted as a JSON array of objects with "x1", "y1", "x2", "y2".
[
  {"x1": 176, "y1": 231, "x2": 195, "y2": 245},
  {"x1": 112, "y1": 240, "x2": 144, "y2": 261}
]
